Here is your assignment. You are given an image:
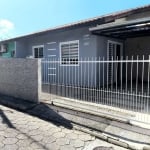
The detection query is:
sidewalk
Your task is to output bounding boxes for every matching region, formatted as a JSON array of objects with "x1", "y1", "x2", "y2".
[
  {"x1": 0, "y1": 94, "x2": 150, "y2": 150},
  {"x1": 0, "y1": 104, "x2": 127, "y2": 150}
]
